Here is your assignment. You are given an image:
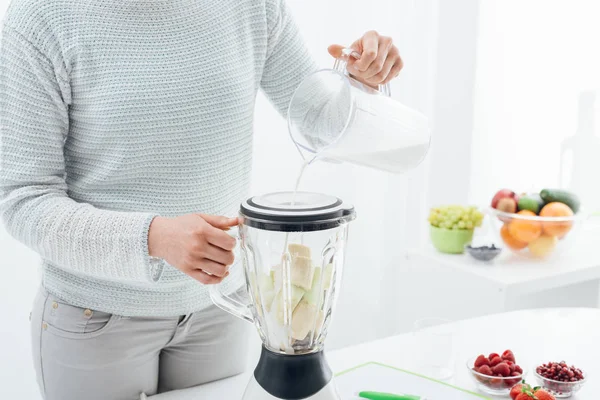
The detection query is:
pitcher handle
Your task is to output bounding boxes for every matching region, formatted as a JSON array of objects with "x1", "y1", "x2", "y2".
[
  {"x1": 208, "y1": 226, "x2": 254, "y2": 323},
  {"x1": 333, "y1": 47, "x2": 392, "y2": 97}
]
